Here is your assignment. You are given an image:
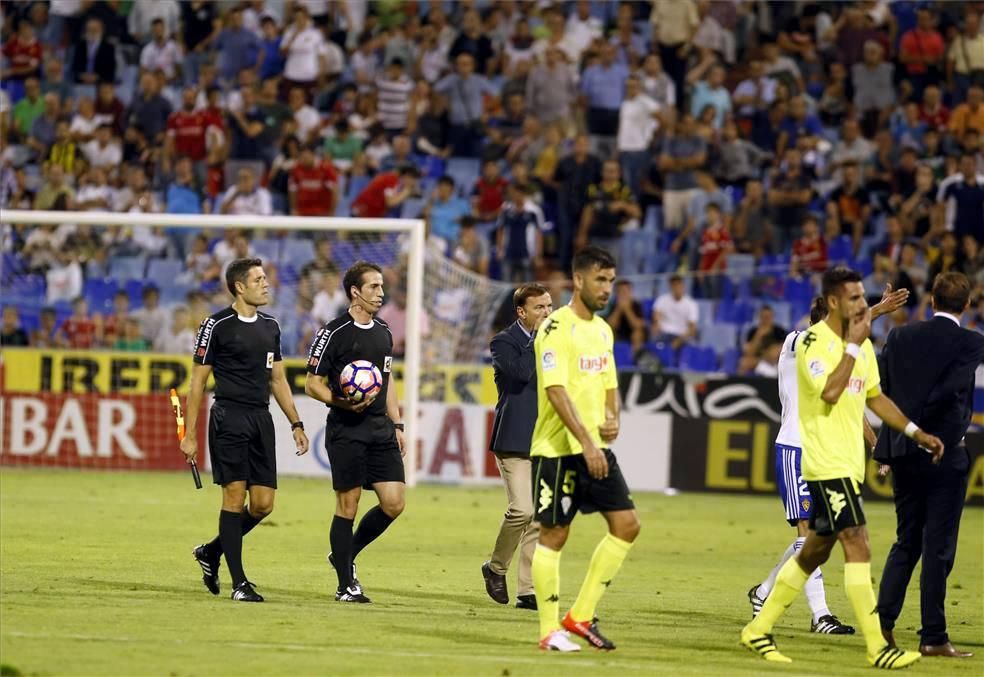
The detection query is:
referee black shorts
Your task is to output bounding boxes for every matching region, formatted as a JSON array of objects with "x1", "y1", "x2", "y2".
[
  {"x1": 531, "y1": 450, "x2": 635, "y2": 528},
  {"x1": 208, "y1": 401, "x2": 277, "y2": 489},
  {"x1": 807, "y1": 477, "x2": 866, "y2": 536},
  {"x1": 325, "y1": 414, "x2": 405, "y2": 491}
]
